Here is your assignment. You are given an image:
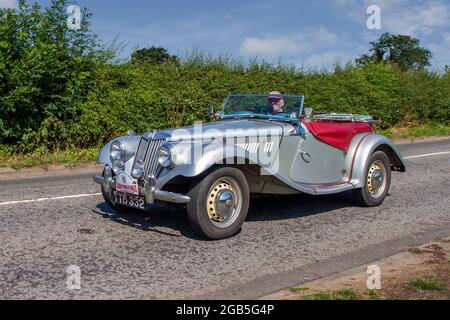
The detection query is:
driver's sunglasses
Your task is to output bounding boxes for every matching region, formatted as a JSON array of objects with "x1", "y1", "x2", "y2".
[{"x1": 268, "y1": 97, "x2": 282, "y2": 103}]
